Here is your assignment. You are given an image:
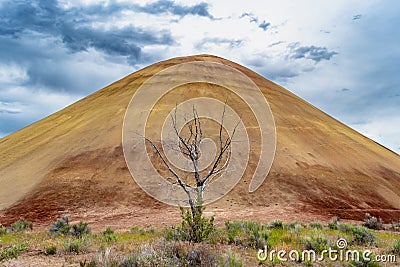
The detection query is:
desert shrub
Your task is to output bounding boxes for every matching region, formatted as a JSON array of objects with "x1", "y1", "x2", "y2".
[
  {"x1": 130, "y1": 226, "x2": 139, "y2": 233},
  {"x1": 285, "y1": 222, "x2": 302, "y2": 229},
  {"x1": 45, "y1": 245, "x2": 57, "y2": 255},
  {"x1": 302, "y1": 234, "x2": 328, "y2": 252},
  {"x1": 49, "y1": 216, "x2": 91, "y2": 238},
  {"x1": 166, "y1": 206, "x2": 215, "y2": 243},
  {"x1": 363, "y1": 213, "x2": 384, "y2": 230},
  {"x1": 337, "y1": 223, "x2": 375, "y2": 245},
  {"x1": 390, "y1": 221, "x2": 400, "y2": 232},
  {"x1": 118, "y1": 241, "x2": 221, "y2": 267},
  {"x1": 328, "y1": 216, "x2": 340, "y2": 230},
  {"x1": 350, "y1": 226, "x2": 376, "y2": 246},
  {"x1": 49, "y1": 215, "x2": 71, "y2": 236},
  {"x1": 338, "y1": 222, "x2": 355, "y2": 233},
  {"x1": 0, "y1": 242, "x2": 29, "y2": 262},
  {"x1": 96, "y1": 247, "x2": 117, "y2": 266},
  {"x1": 224, "y1": 221, "x2": 269, "y2": 249},
  {"x1": 221, "y1": 250, "x2": 243, "y2": 267},
  {"x1": 145, "y1": 225, "x2": 155, "y2": 234},
  {"x1": 309, "y1": 222, "x2": 323, "y2": 229},
  {"x1": 9, "y1": 218, "x2": 33, "y2": 232},
  {"x1": 71, "y1": 221, "x2": 91, "y2": 238},
  {"x1": 392, "y1": 239, "x2": 400, "y2": 255},
  {"x1": 63, "y1": 238, "x2": 90, "y2": 254},
  {"x1": 102, "y1": 227, "x2": 117, "y2": 242},
  {"x1": 267, "y1": 220, "x2": 284, "y2": 229},
  {"x1": 0, "y1": 224, "x2": 7, "y2": 236}
]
